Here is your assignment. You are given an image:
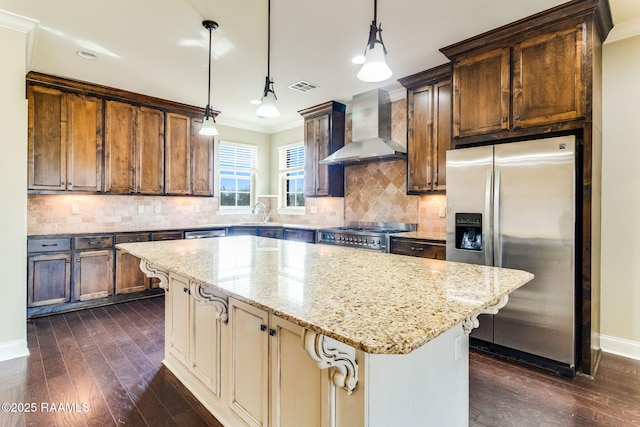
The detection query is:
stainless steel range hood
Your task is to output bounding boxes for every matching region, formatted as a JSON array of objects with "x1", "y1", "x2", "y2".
[{"x1": 320, "y1": 88, "x2": 406, "y2": 165}]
